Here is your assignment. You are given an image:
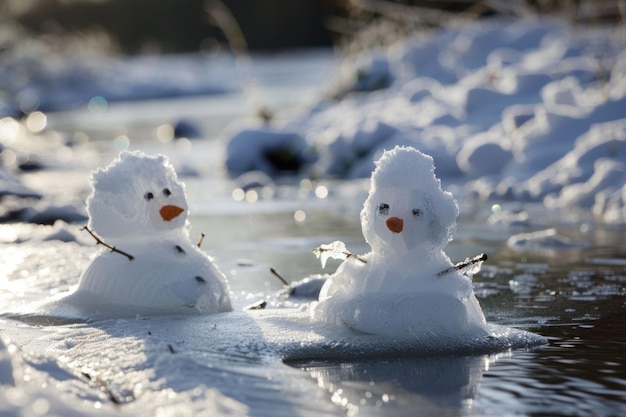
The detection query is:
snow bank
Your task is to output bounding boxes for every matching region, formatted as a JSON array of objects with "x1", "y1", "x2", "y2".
[
  {"x1": 225, "y1": 18, "x2": 626, "y2": 222},
  {"x1": 0, "y1": 49, "x2": 235, "y2": 115}
]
